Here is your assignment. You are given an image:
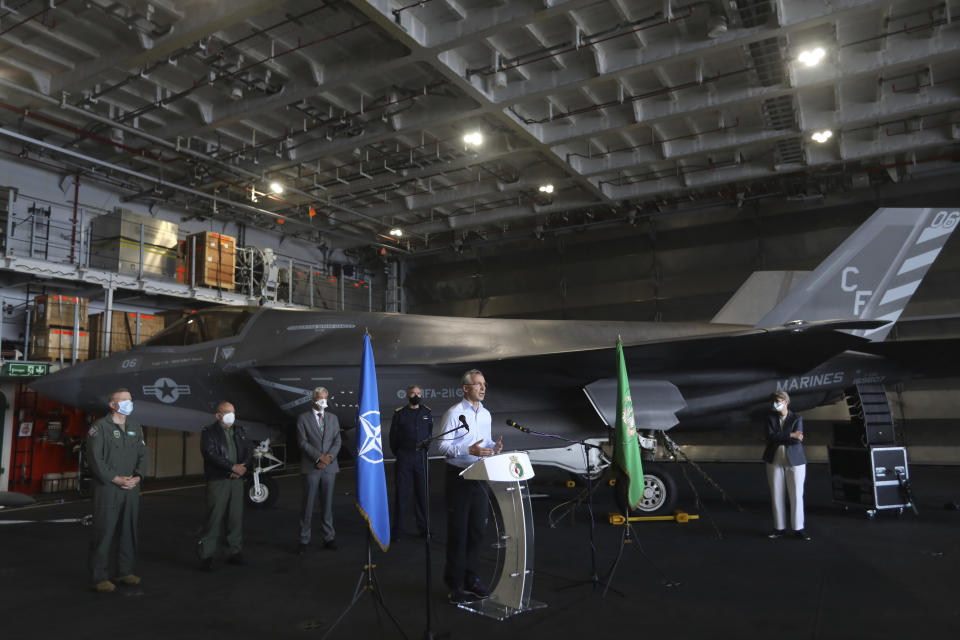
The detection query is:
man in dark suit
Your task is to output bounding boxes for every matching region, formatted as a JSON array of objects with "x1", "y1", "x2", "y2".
[
  {"x1": 198, "y1": 401, "x2": 253, "y2": 570},
  {"x1": 389, "y1": 384, "x2": 433, "y2": 539},
  {"x1": 762, "y1": 390, "x2": 810, "y2": 541},
  {"x1": 296, "y1": 387, "x2": 341, "y2": 554}
]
